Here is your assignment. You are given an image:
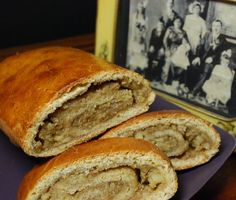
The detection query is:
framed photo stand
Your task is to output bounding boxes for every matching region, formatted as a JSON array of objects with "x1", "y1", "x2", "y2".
[
  {"x1": 116, "y1": 0, "x2": 236, "y2": 119},
  {"x1": 95, "y1": 0, "x2": 236, "y2": 137}
]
